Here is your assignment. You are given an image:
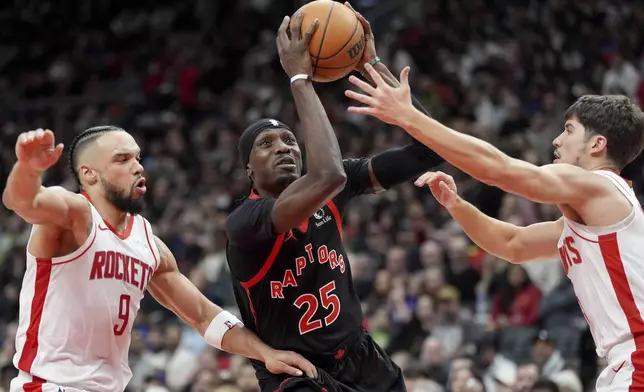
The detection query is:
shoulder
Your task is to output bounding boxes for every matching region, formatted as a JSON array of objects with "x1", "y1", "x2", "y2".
[{"x1": 225, "y1": 197, "x2": 277, "y2": 245}]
